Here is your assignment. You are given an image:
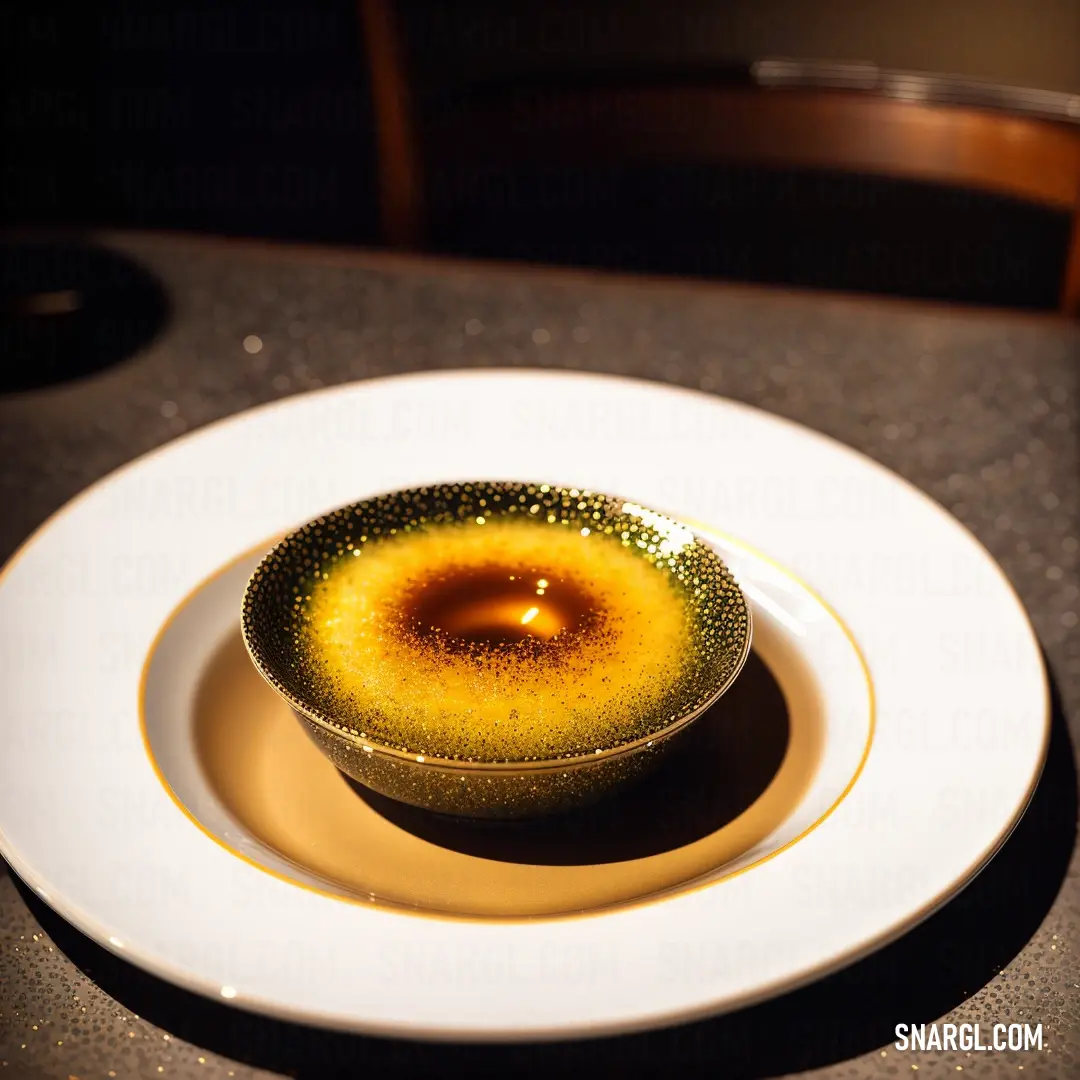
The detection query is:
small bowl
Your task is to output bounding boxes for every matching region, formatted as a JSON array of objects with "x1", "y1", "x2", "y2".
[{"x1": 241, "y1": 482, "x2": 751, "y2": 819}]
